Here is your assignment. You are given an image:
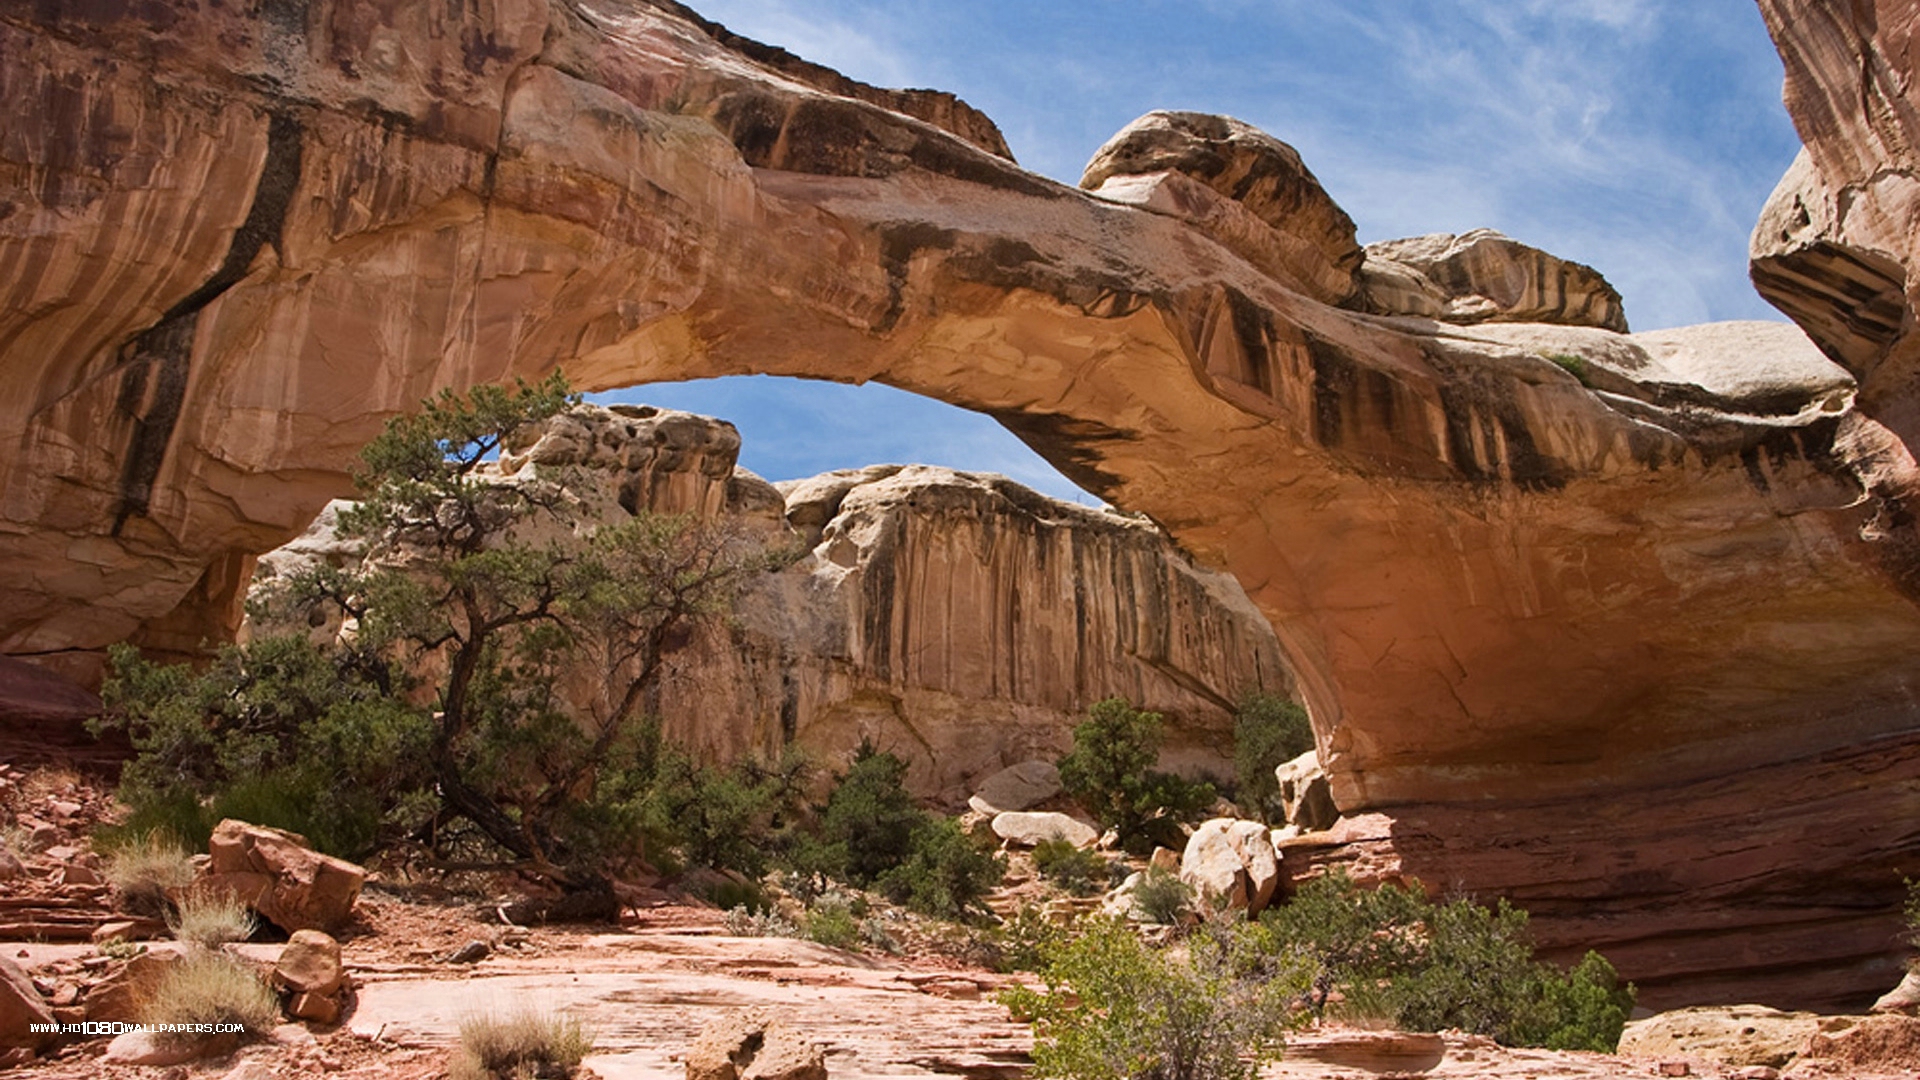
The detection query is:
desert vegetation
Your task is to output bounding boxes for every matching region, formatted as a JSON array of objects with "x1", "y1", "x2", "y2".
[
  {"x1": 1057, "y1": 698, "x2": 1215, "y2": 853},
  {"x1": 449, "y1": 1010, "x2": 594, "y2": 1080}
]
